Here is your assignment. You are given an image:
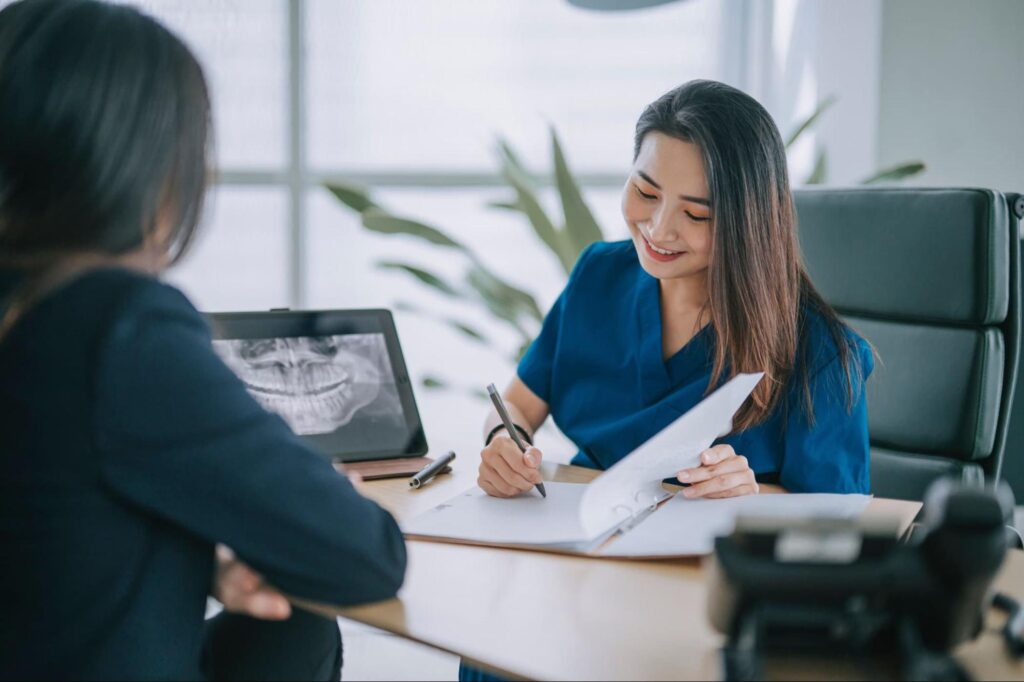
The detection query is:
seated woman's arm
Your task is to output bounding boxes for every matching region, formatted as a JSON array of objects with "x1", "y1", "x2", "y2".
[
  {"x1": 481, "y1": 377, "x2": 549, "y2": 441},
  {"x1": 477, "y1": 378, "x2": 550, "y2": 498},
  {"x1": 93, "y1": 281, "x2": 406, "y2": 606}
]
